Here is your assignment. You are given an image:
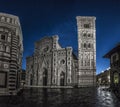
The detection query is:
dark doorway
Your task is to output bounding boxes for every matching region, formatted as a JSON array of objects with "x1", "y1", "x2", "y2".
[
  {"x1": 60, "y1": 72, "x2": 65, "y2": 86},
  {"x1": 43, "y1": 68, "x2": 48, "y2": 86},
  {"x1": 30, "y1": 74, "x2": 33, "y2": 85}
]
